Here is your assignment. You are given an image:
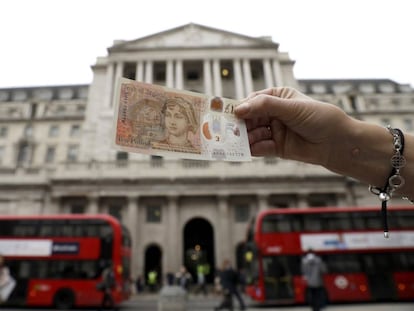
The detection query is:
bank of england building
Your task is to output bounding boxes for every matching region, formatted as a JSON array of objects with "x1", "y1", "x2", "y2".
[{"x1": 0, "y1": 23, "x2": 413, "y2": 282}]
